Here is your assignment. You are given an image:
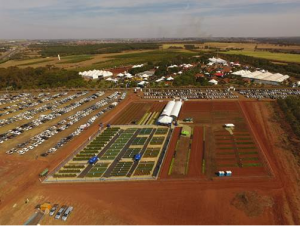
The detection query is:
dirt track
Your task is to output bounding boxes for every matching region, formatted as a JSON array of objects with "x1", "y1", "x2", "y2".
[{"x1": 0, "y1": 99, "x2": 300, "y2": 225}]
